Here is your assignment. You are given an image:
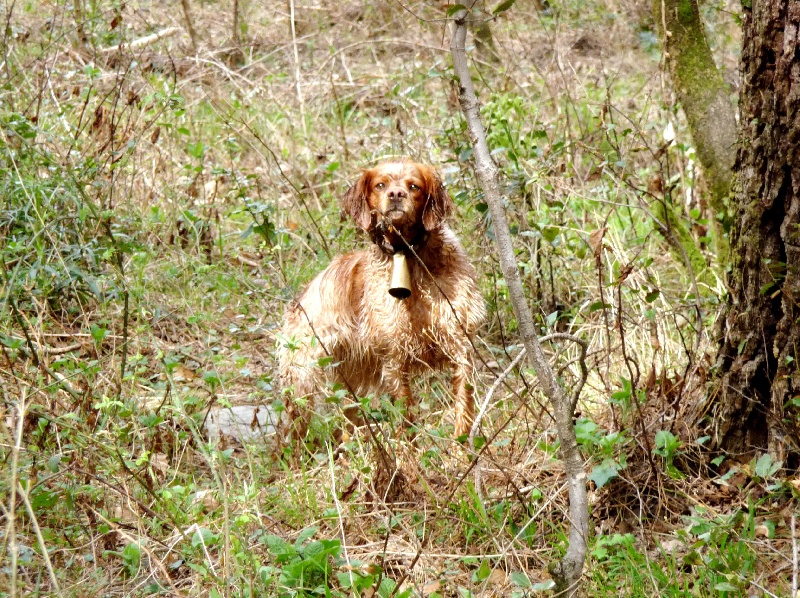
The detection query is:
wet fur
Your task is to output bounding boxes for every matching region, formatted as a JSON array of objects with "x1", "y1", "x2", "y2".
[{"x1": 278, "y1": 160, "x2": 485, "y2": 438}]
